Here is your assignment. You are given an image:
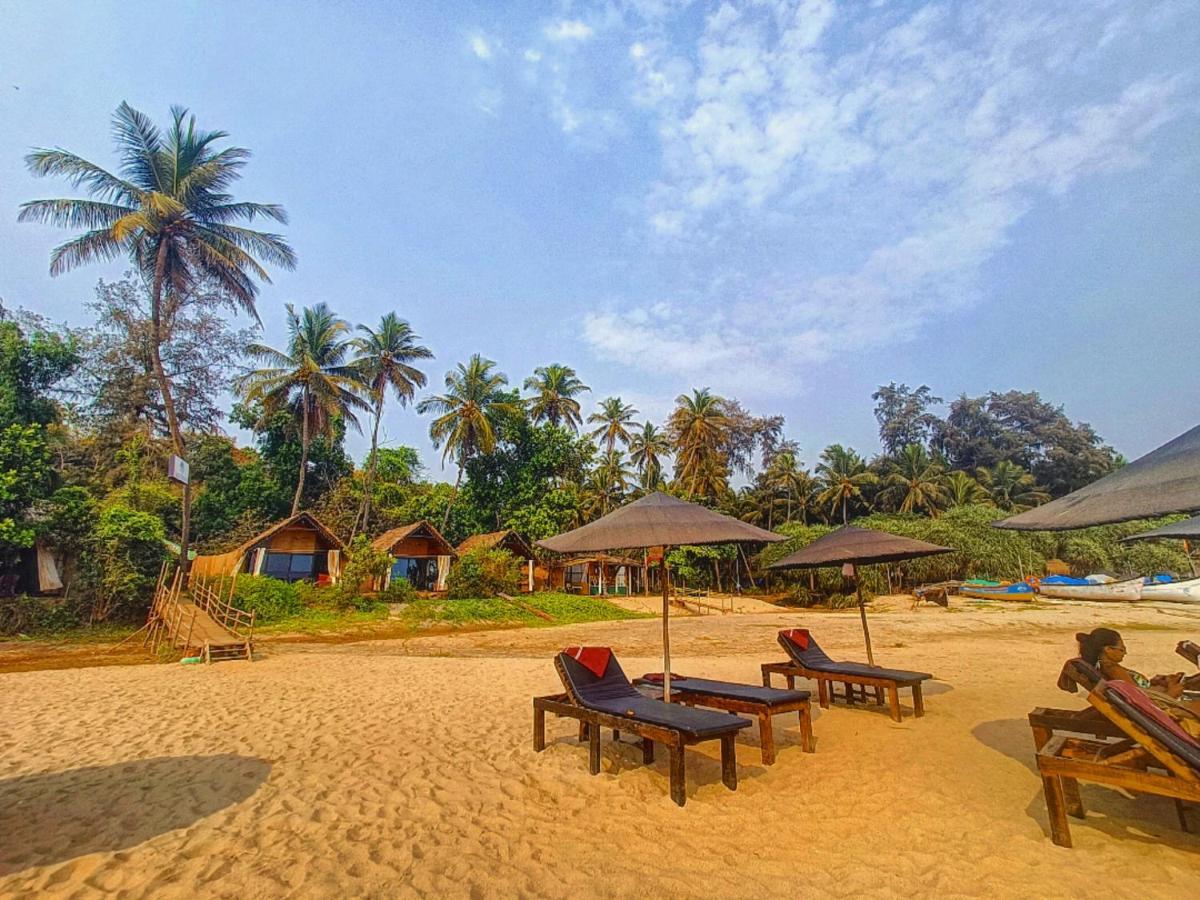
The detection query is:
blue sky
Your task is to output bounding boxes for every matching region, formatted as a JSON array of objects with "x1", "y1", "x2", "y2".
[{"x1": 1, "y1": 0, "x2": 1197, "y2": 477}]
